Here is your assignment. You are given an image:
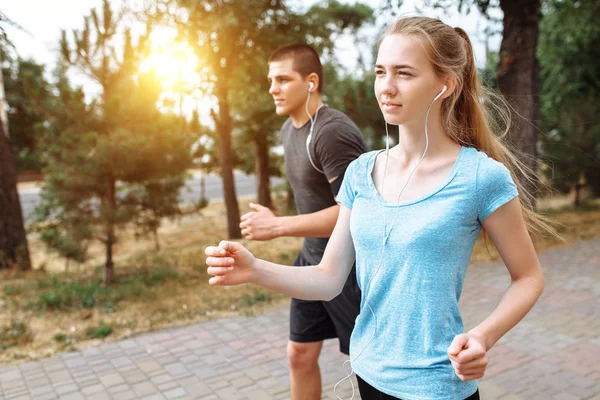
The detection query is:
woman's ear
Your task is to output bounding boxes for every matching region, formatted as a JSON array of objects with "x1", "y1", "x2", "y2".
[{"x1": 442, "y1": 79, "x2": 458, "y2": 99}]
